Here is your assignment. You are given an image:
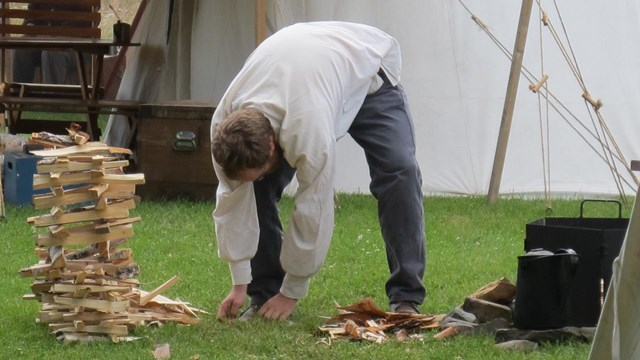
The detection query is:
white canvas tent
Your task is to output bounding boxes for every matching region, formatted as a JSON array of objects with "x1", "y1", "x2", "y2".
[
  {"x1": 588, "y1": 185, "x2": 640, "y2": 359},
  {"x1": 104, "y1": 0, "x2": 640, "y2": 197},
  {"x1": 102, "y1": 2, "x2": 640, "y2": 356}
]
